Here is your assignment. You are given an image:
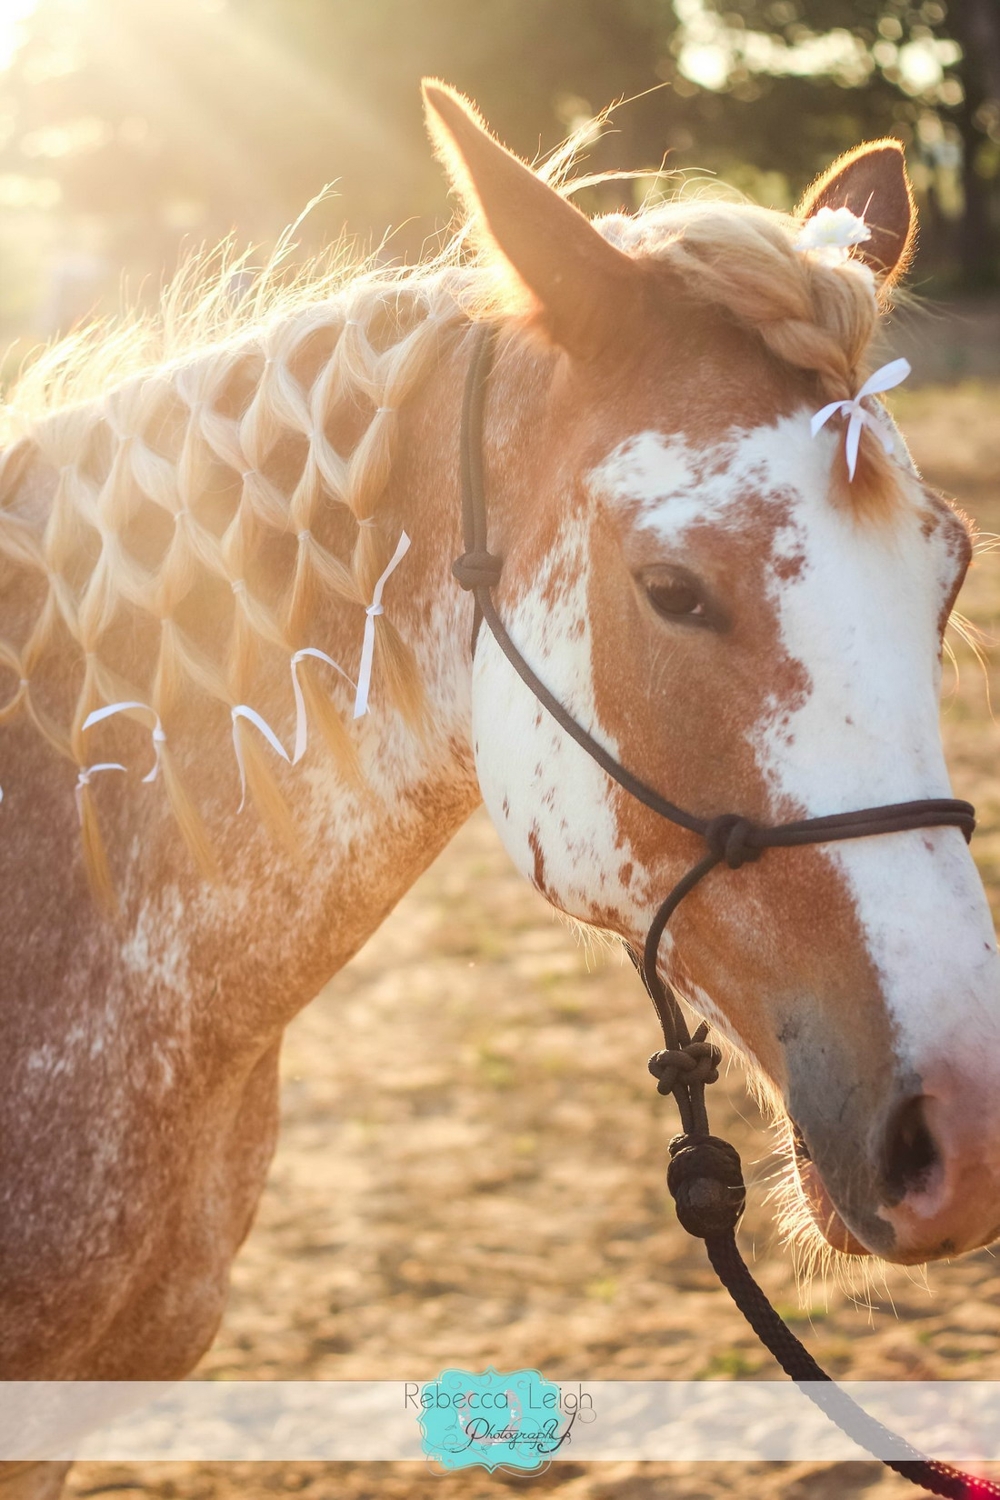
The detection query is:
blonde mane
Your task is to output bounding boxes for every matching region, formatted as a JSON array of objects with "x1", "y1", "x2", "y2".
[
  {"x1": 601, "y1": 194, "x2": 895, "y2": 512},
  {"x1": 0, "y1": 238, "x2": 482, "y2": 901},
  {"x1": 0, "y1": 179, "x2": 894, "y2": 903}
]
